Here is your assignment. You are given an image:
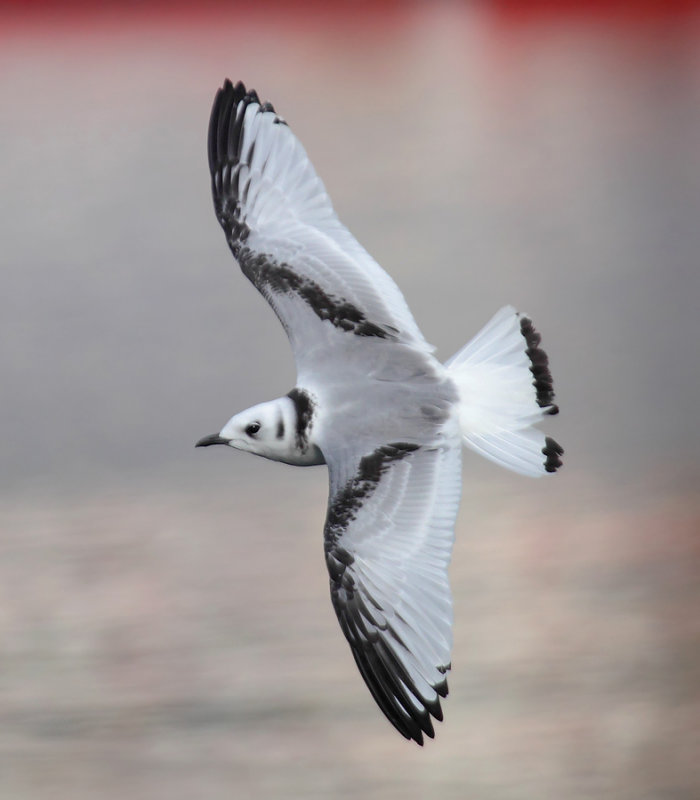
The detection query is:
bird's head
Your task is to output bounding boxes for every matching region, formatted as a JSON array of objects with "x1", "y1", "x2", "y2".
[{"x1": 196, "y1": 398, "x2": 294, "y2": 462}]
